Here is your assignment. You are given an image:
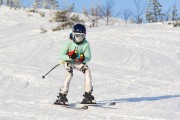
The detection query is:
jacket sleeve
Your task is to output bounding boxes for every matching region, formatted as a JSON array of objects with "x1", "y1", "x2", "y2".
[
  {"x1": 60, "y1": 40, "x2": 73, "y2": 62},
  {"x1": 83, "y1": 43, "x2": 91, "y2": 63}
]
